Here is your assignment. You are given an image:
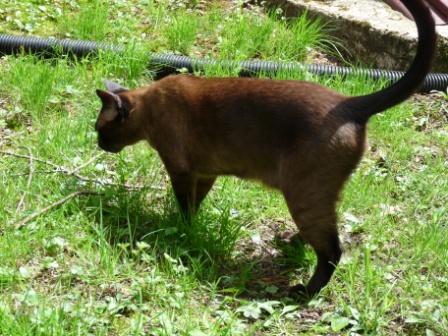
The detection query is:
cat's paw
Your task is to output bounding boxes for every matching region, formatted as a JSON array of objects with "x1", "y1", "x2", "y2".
[
  {"x1": 276, "y1": 231, "x2": 304, "y2": 246},
  {"x1": 288, "y1": 284, "x2": 311, "y2": 301}
]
